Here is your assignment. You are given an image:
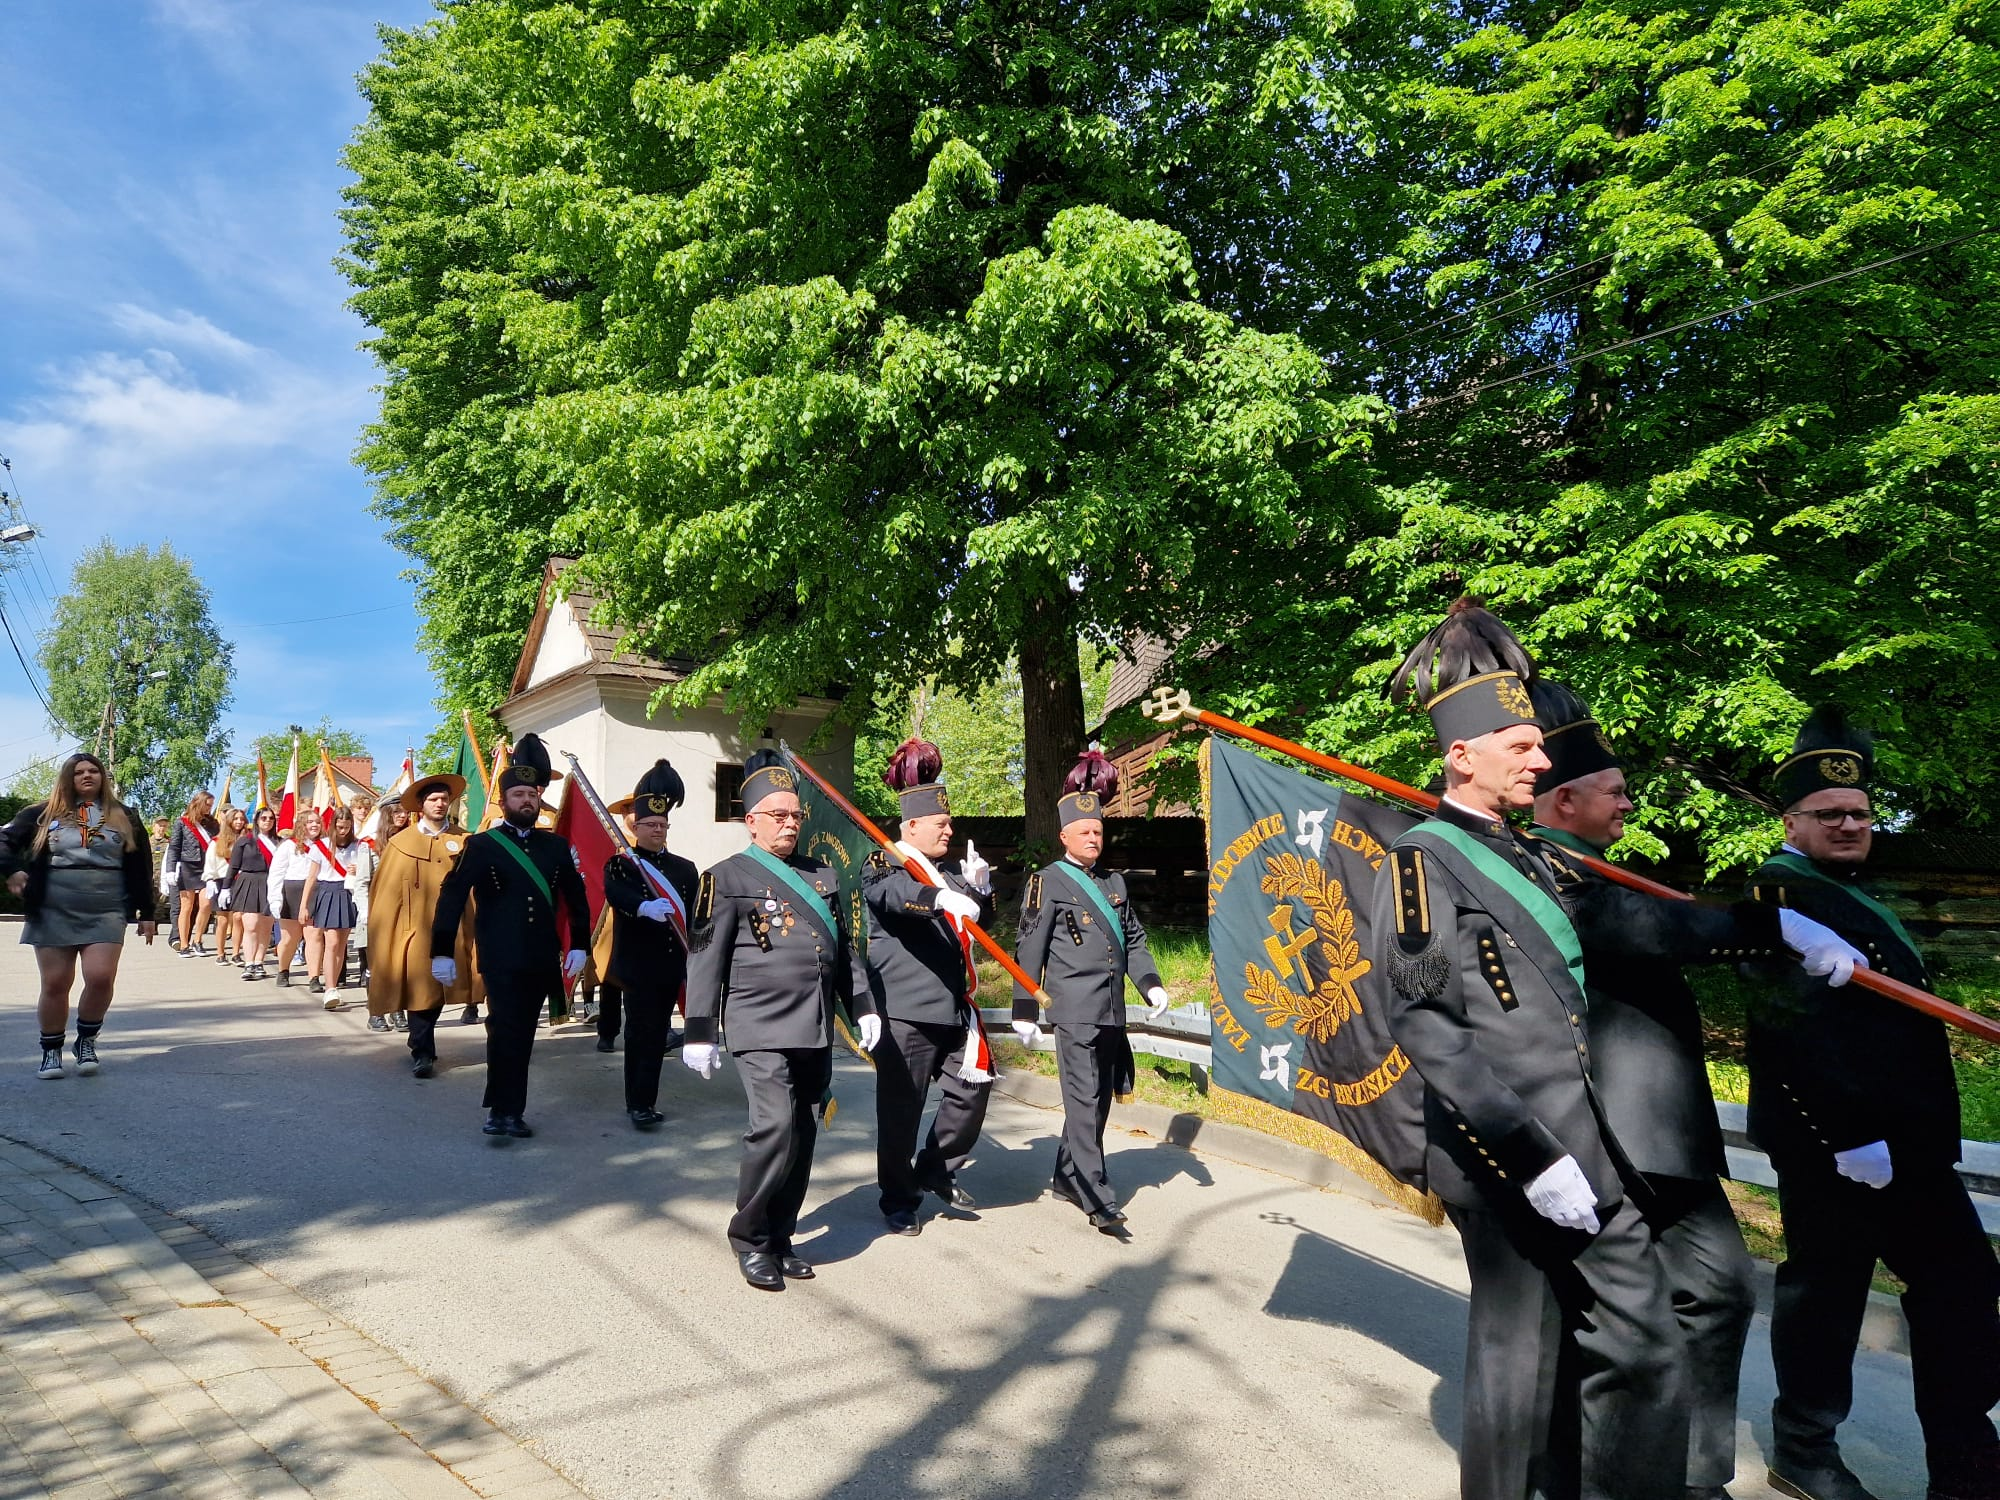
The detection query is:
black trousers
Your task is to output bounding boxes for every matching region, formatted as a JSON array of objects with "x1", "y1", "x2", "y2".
[
  {"x1": 1051, "y1": 1023, "x2": 1124, "y2": 1216},
  {"x1": 1447, "y1": 1194, "x2": 1689, "y2": 1500},
  {"x1": 874, "y1": 1016, "x2": 992, "y2": 1215},
  {"x1": 406, "y1": 1006, "x2": 439, "y2": 1063},
  {"x1": 595, "y1": 982, "x2": 622, "y2": 1042},
  {"x1": 1645, "y1": 1175, "x2": 1756, "y2": 1488},
  {"x1": 620, "y1": 983, "x2": 677, "y2": 1112},
  {"x1": 481, "y1": 968, "x2": 549, "y2": 1117},
  {"x1": 727, "y1": 1047, "x2": 832, "y2": 1255},
  {"x1": 1770, "y1": 1156, "x2": 2000, "y2": 1470}
]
